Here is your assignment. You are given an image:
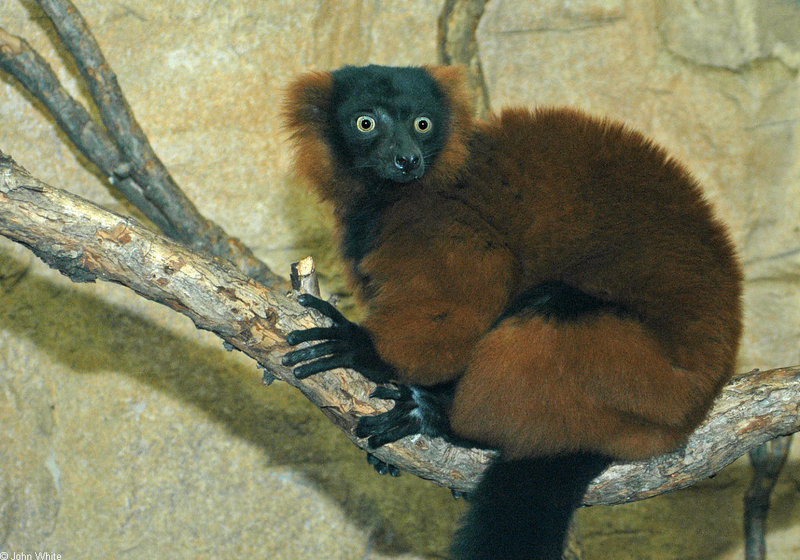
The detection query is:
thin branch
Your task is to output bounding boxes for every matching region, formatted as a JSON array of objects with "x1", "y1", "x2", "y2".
[
  {"x1": 0, "y1": 12, "x2": 282, "y2": 288},
  {"x1": 33, "y1": 0, "x2": 197, "y2": 229},
  {"x1": 291, "y1": 256, "x2": 322, "y2": 297},
  {"x1": 2, "y1": 151, "x2": 799, "y2": 504},
  {"x1": 0, "y1": 27, "x2": 172, "y2": 234},
  {"x1": 744, "y1": 437, "x2": 792, "y2": 560}
]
